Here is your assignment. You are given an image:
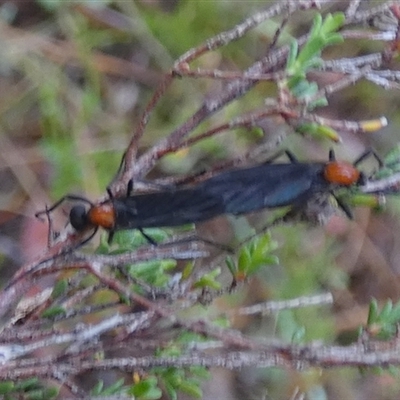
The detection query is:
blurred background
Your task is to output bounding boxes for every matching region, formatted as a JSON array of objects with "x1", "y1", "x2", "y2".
[{"x1": 1, "y1": 0, "x2": 400, "y2": 399}]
